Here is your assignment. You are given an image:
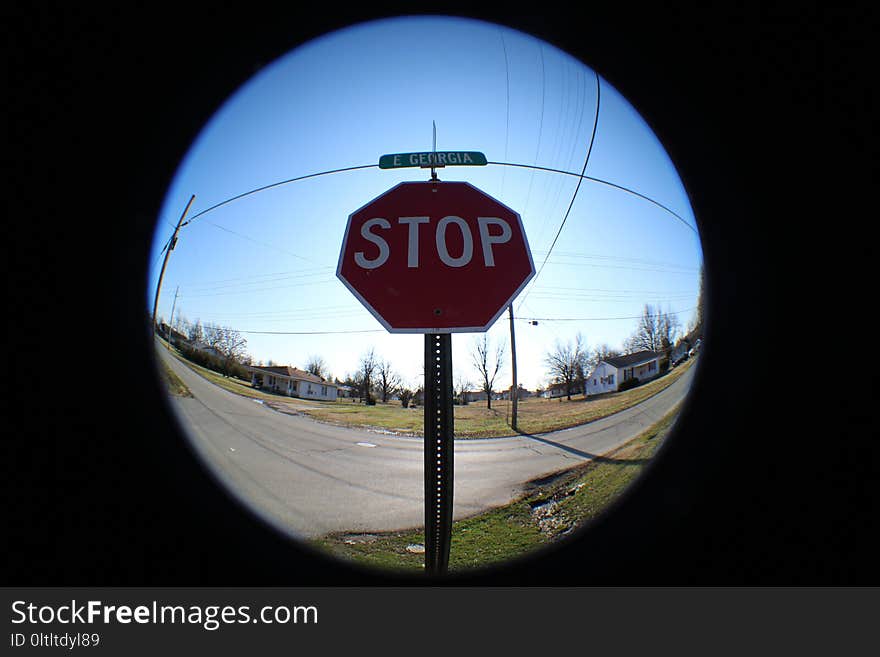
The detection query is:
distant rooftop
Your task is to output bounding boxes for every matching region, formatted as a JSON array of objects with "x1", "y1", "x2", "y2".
[
  {"x1": 603, "y1": 350, "x2": 660, "y2": 368},
  {"x1": 249, "y1": 365, "x2": 329, "y2": 385}
]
